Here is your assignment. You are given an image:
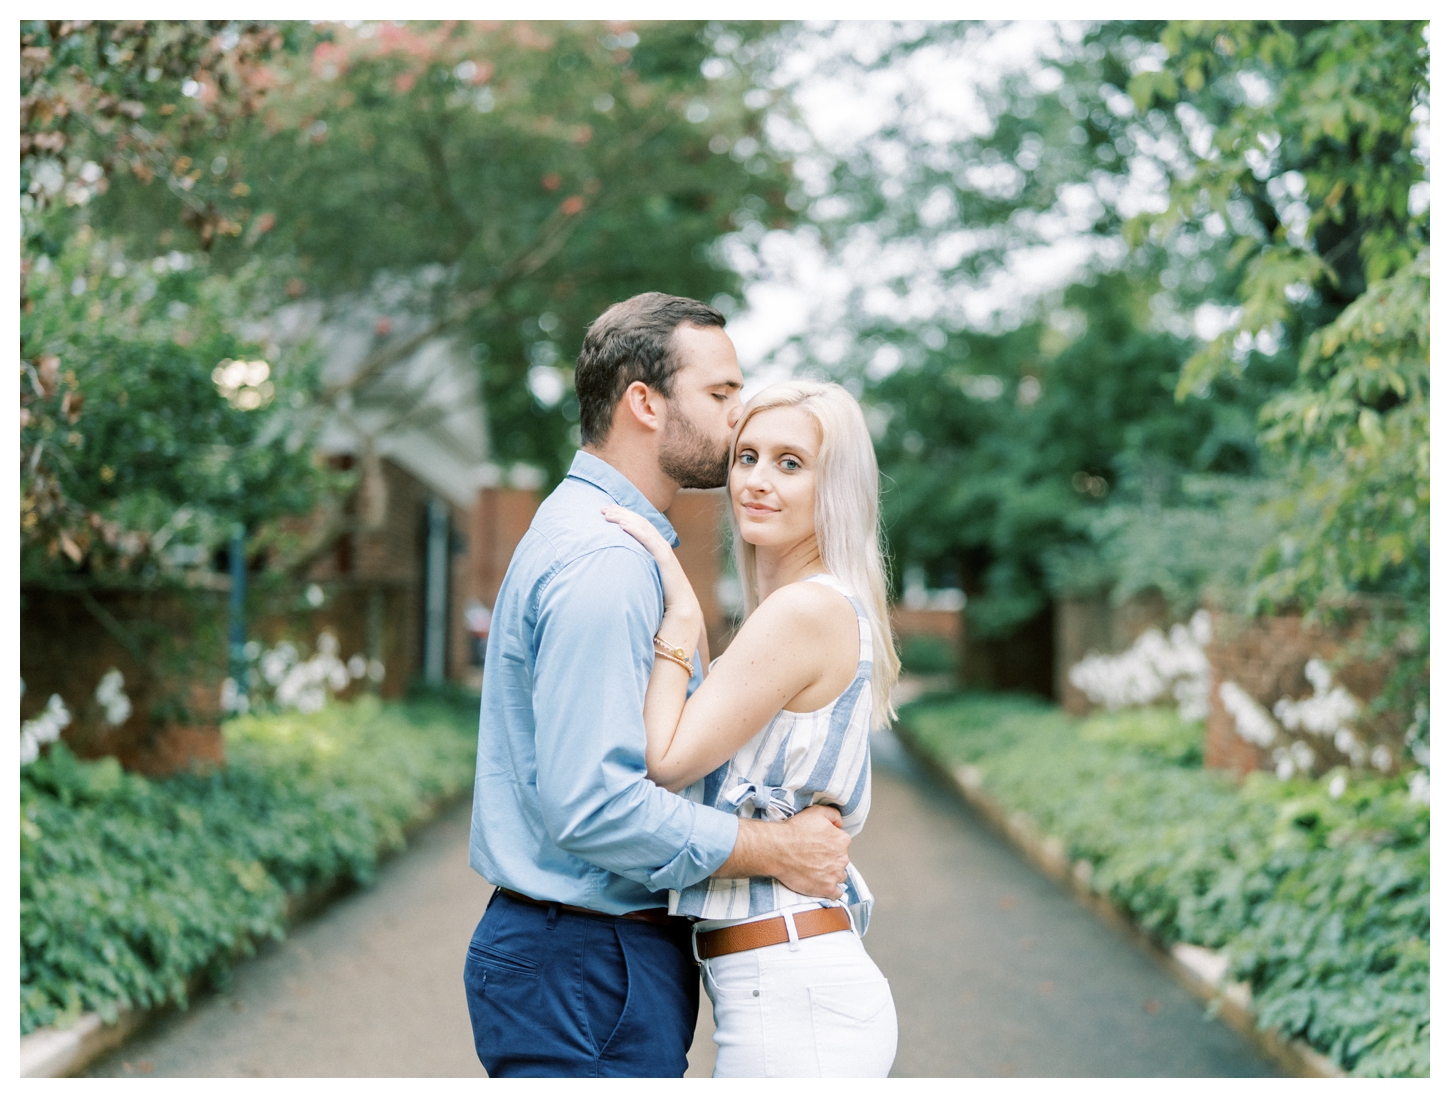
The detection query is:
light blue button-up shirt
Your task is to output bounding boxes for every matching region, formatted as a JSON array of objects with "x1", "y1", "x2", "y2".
[{"x1": 468, "y1": 450, "x2": 740, "y2": 913}]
